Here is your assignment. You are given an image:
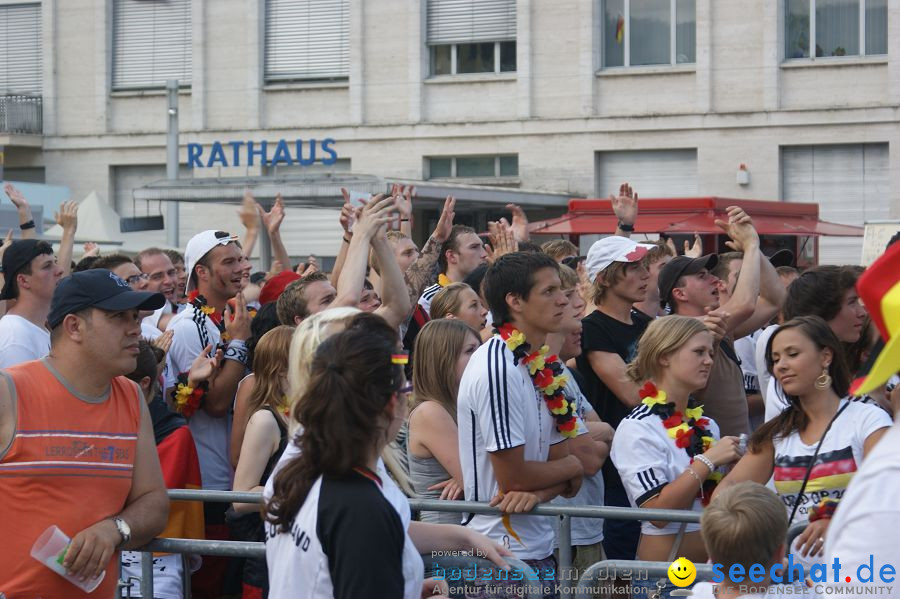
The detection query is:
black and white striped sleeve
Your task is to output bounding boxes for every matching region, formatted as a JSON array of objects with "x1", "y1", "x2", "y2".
[
  {"x1": 610, "y1": 418, "x2": 671, "y2": 507},
  {"x1": 470, "y1": 339, "x2": 528, "y2": 453}
]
